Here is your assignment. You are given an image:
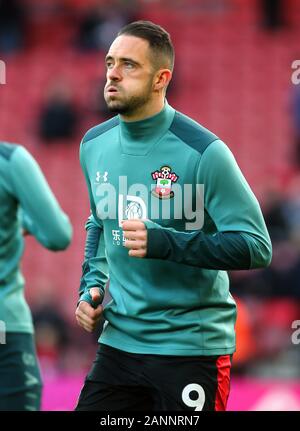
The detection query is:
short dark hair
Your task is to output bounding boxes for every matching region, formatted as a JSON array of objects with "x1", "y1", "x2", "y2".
[{"x1": 118, "y1": 20, "x2": 175, "y2": 71}]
